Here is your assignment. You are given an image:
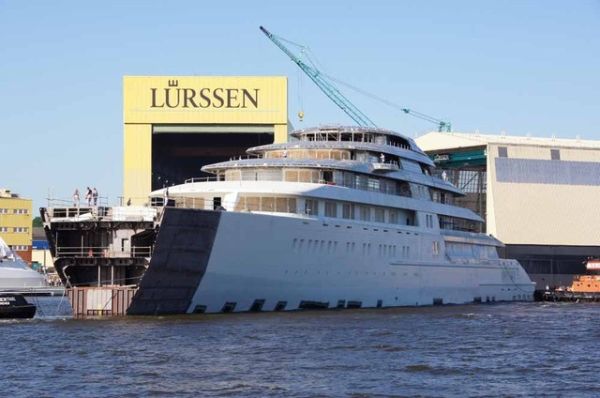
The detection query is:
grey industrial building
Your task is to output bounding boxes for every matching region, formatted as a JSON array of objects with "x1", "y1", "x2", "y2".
[{"x1": 417, "y1": 131, "x2": 600, "y2": 289}]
